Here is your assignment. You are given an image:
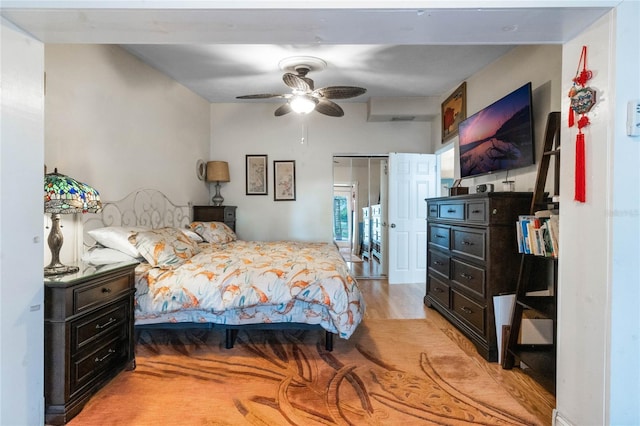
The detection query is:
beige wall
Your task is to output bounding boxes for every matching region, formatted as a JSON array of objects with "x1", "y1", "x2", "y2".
[
  {"x1": 45, "y1": 44, "x2": 211, "y2": 205},
  {"x1": 210, "y1": 103, "x2": 430, "y2": 241},
  {"x1": 44, "y1": 44, "x2": 211, "y2": 264},
  {"x1": 439, "y1": 44, "x2": 563, "y2": 194}
]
